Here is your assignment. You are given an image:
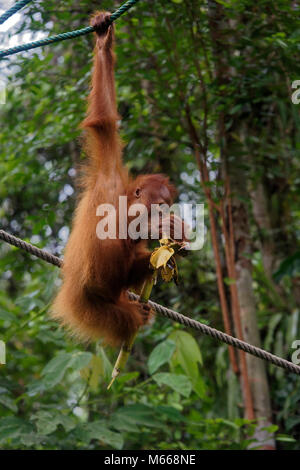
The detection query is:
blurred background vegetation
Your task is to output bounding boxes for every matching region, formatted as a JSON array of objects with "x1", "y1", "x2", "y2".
[{"x1": 0, "y1": 0, "x2": 299, "y2": 450}]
